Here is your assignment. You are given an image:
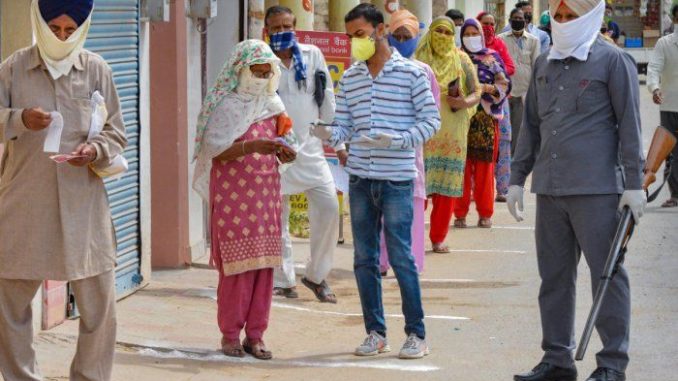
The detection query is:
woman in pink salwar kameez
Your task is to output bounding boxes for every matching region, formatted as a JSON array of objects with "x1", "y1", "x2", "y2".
[
  {"x1": 379, "y1": 10, "x2": 441, "y2": 275},
  {"x1": 193, "y1": 40, "x2": 296, "y2": 360}
]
